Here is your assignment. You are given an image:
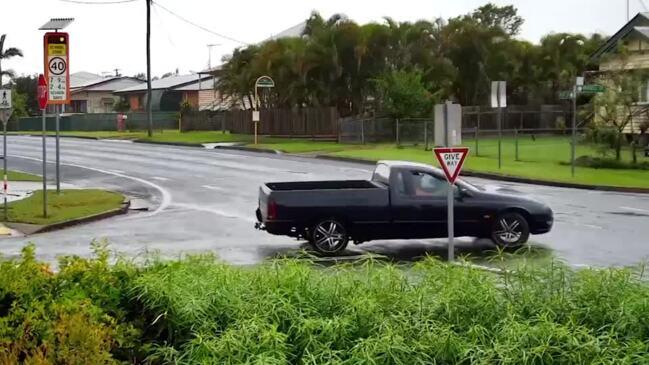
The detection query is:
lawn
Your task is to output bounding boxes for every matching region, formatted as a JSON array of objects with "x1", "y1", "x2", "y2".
[
  {"x1": 6, "y1": 170, "x2": 41, "y2": 182},
  {"x1": 328, "y1": 136, "x2": 649, "y2": 189},
  {"x1": 6, "y1": 189, "x2": 124, "y2": 225}
]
